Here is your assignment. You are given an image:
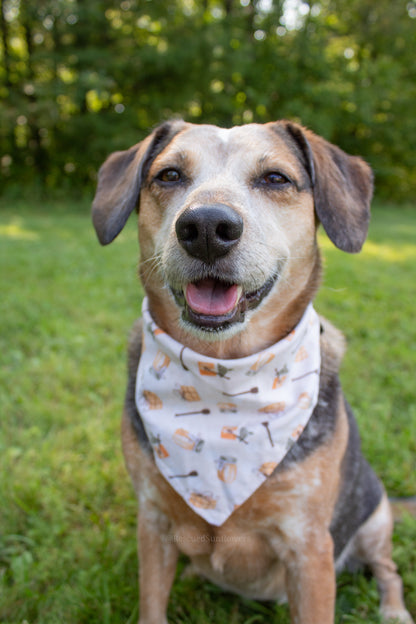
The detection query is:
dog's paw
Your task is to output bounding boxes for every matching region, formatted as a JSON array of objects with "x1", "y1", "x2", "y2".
[{"x1": 381, "y1": 606, "x2": 415, "y2": 624}]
